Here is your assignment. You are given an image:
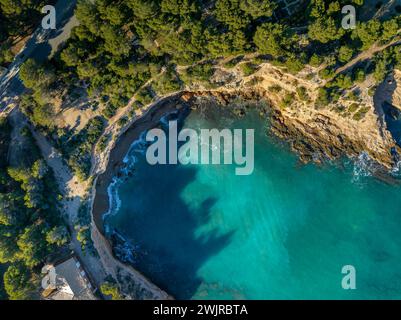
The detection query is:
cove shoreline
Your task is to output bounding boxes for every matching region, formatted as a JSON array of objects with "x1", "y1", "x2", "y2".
[
  {"x1": 90, "y1": 91, "x2": 266, "y2": 299},
  {"x1": 89, "y1": 87, "x2": 401, "y2": 299},
  {"x1": 92, "y1": 86, "x2": 401, "y2": 238},
  {"x1": 92, "y1": 94, "x2": 189, "y2": 235},
  {"x1": 92, "y1": 89, "x2": 269, "y2": 237},
  {"x1": 89, "y1": 93, "x2": 196, "y2": 299}
]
